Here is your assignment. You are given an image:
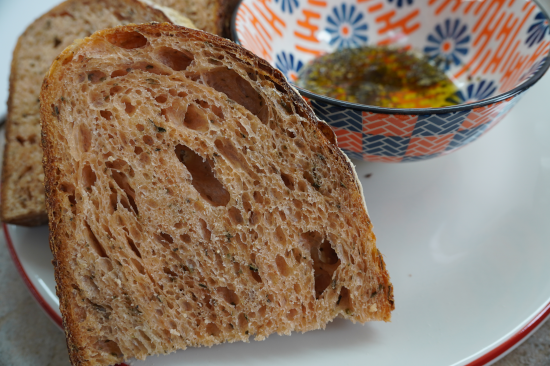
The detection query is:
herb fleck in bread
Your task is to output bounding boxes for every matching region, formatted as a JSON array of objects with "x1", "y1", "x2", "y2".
[
  {"x1": 151, "y1": 0, "x2": 240, "y2": 37},
  {"x1": 41, "y1": 23, "x2": 394, "y2": 366},
  {"x1": 0, "y1": 0, "x2": 194, "y2": 226}
]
